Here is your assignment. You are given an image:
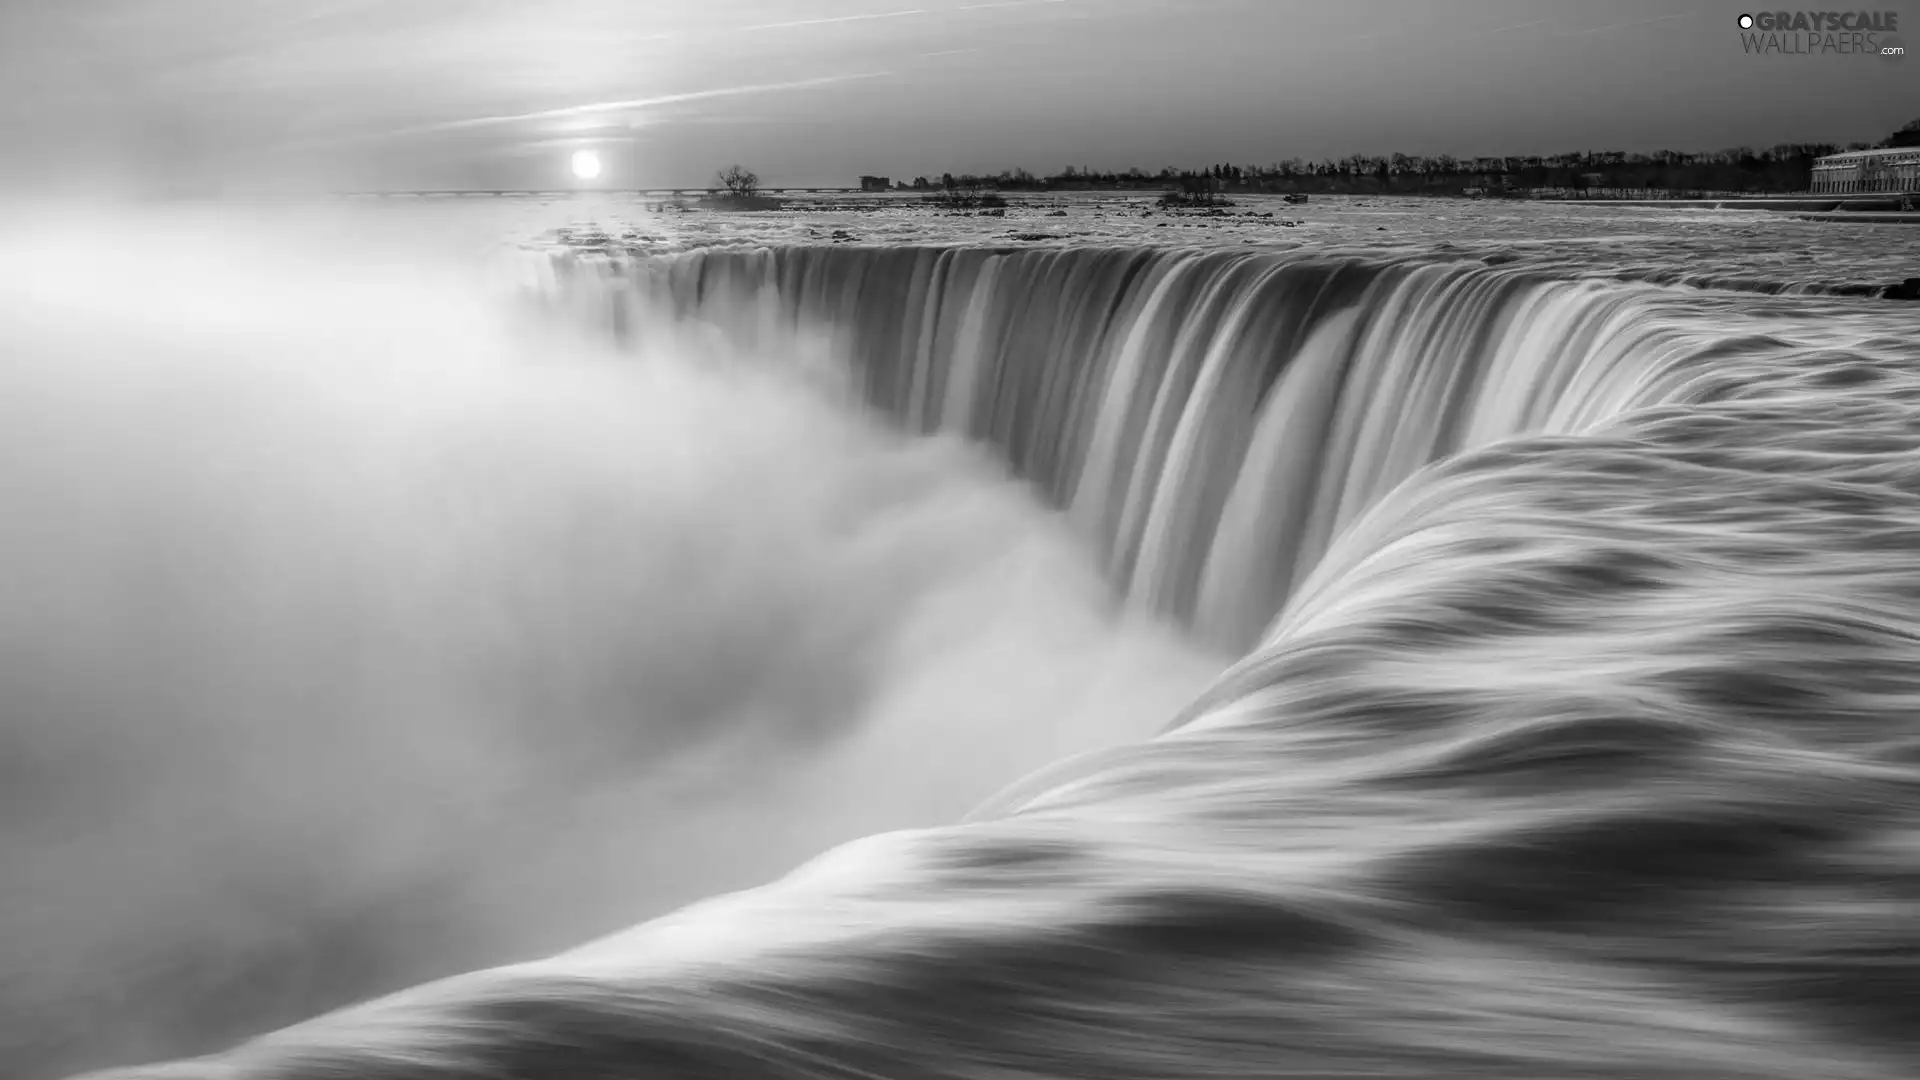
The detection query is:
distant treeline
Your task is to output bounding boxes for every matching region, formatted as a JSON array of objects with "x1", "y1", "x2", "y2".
[{"x1": 895, "y1": 120, "x2": 1920, "y2": 198}]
